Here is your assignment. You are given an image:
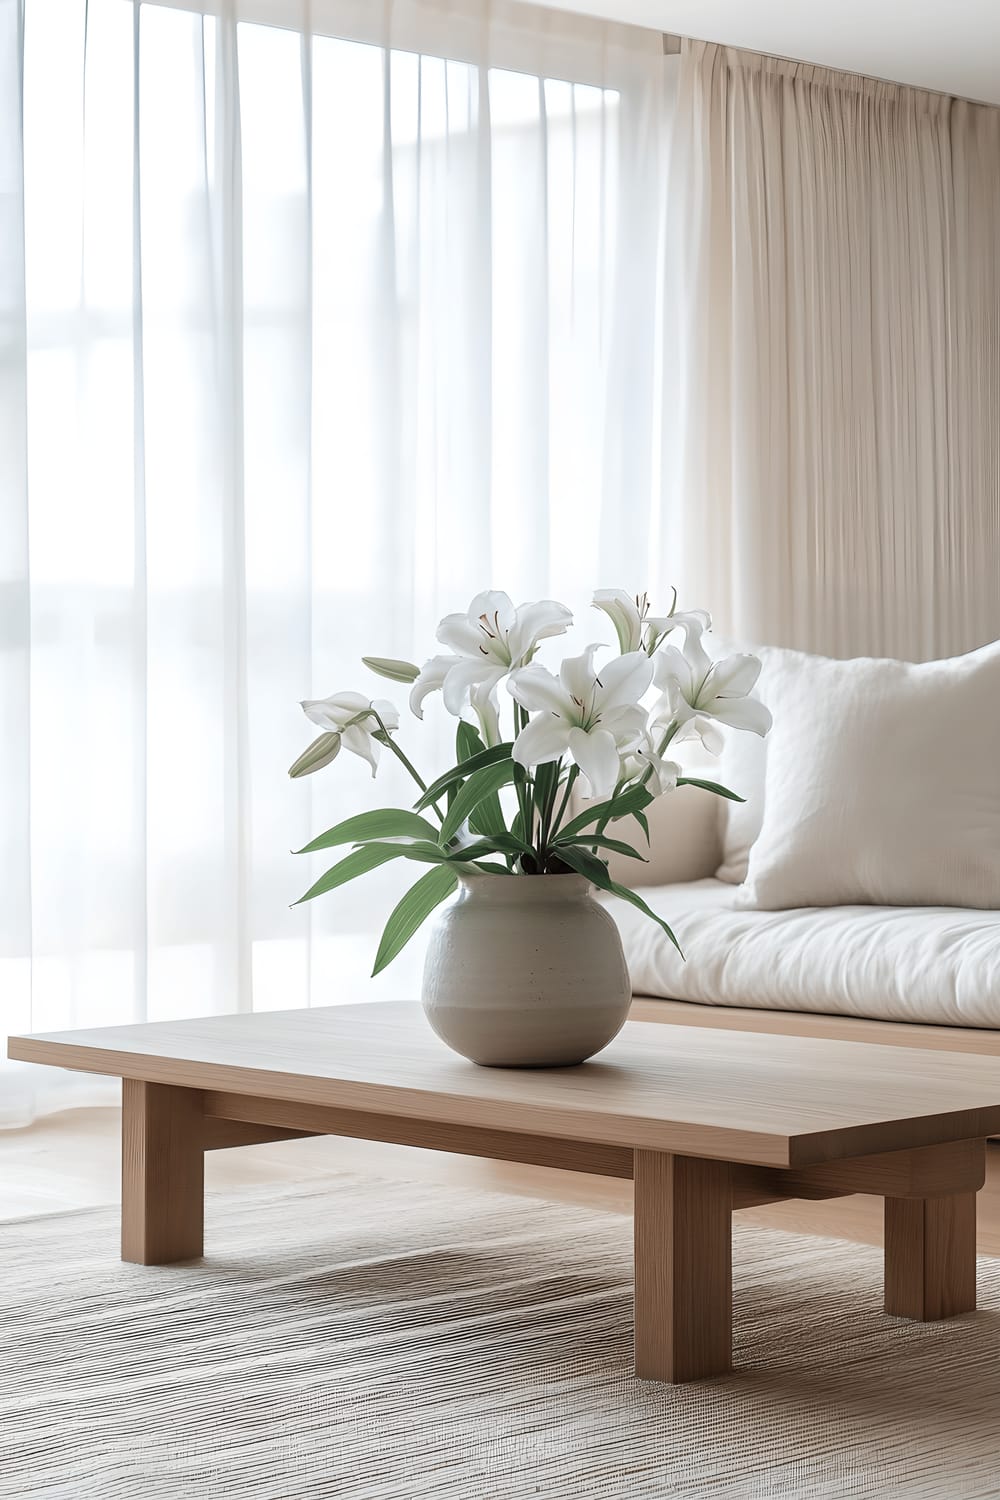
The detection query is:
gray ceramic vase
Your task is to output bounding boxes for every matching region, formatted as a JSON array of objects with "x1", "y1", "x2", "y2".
[{"x1": 421, "y1": 871, "x2": 631, "y2": 1067}]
